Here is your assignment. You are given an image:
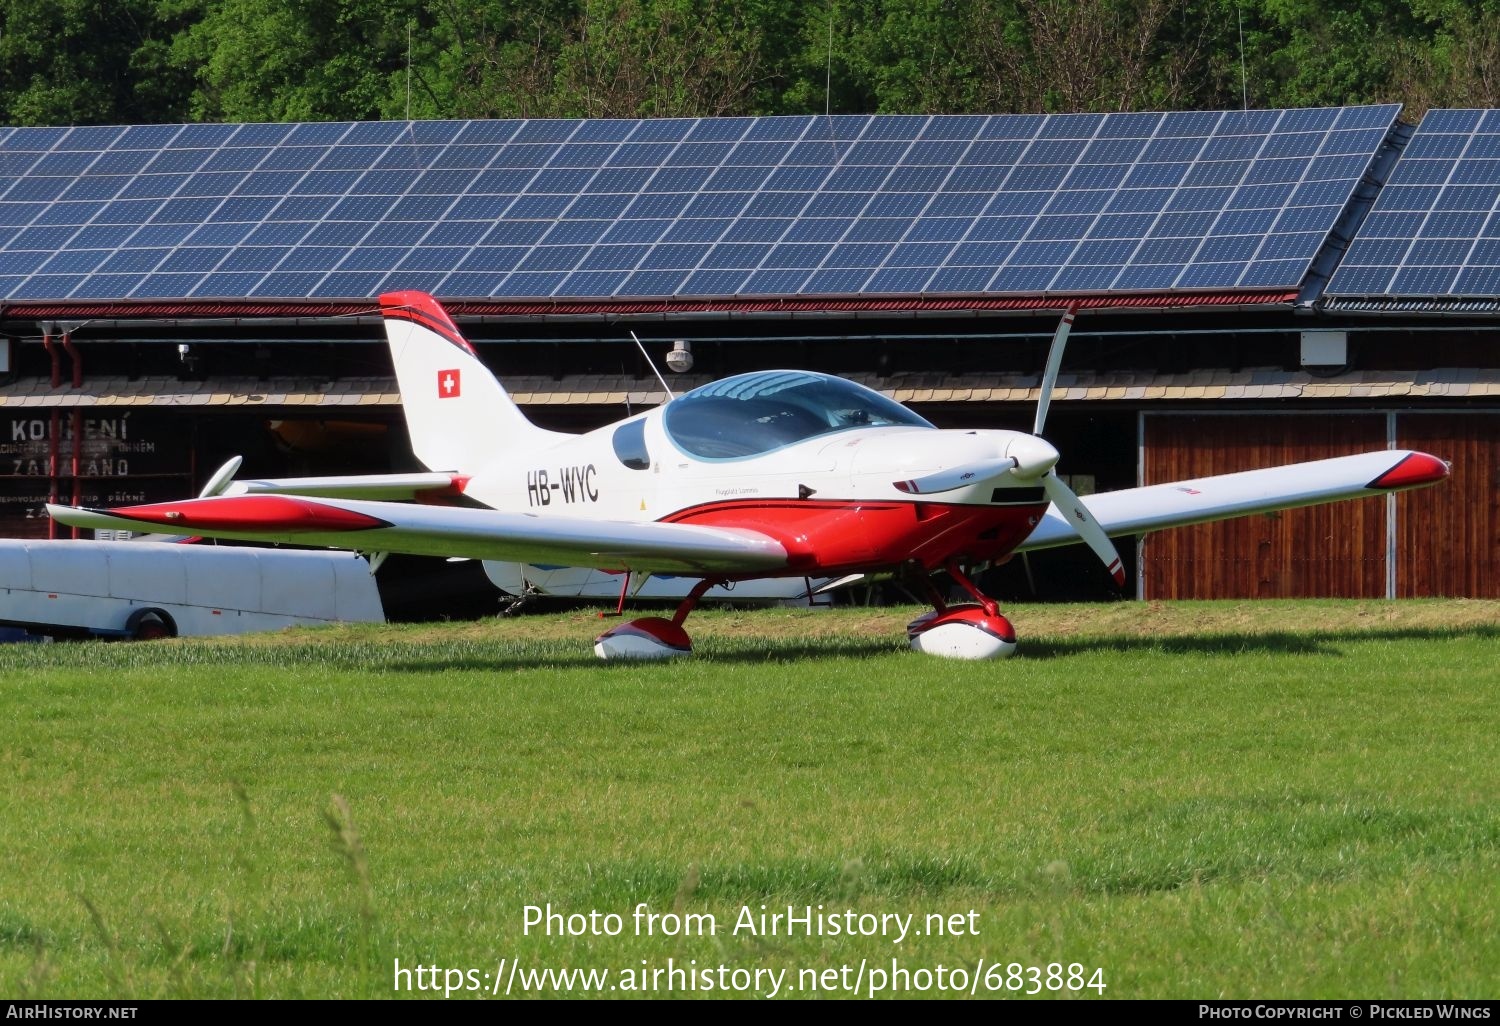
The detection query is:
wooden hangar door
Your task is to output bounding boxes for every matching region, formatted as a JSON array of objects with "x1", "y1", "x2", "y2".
[
  {"x1": 1141, "y1": 413, "x2": 1389, "y2": 599},
  {"x1": 1395, "y1": 413, "x2": 1499, "y2": 598}
]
